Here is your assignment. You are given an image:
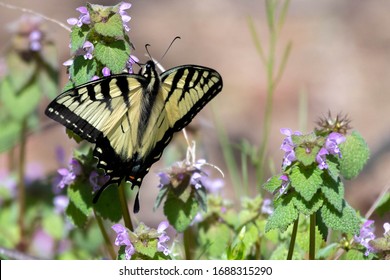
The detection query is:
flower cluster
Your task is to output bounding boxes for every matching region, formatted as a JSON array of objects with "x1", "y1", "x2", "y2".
[
  {"x1": 56, "y1": 158, "x2": 82, "y2": 189},
  {"x1": 111, "y1": 221, "x2": 171, "y2": 260},
  {"x1": 354, "y1": 220, "x2": 377, "y2": 256},
  {"x1": 64, "y1": 2, "x2": 137, "y2": 79},
  {"x1": 280, "y1": 128, "x2": 346, "y2": 170}
]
